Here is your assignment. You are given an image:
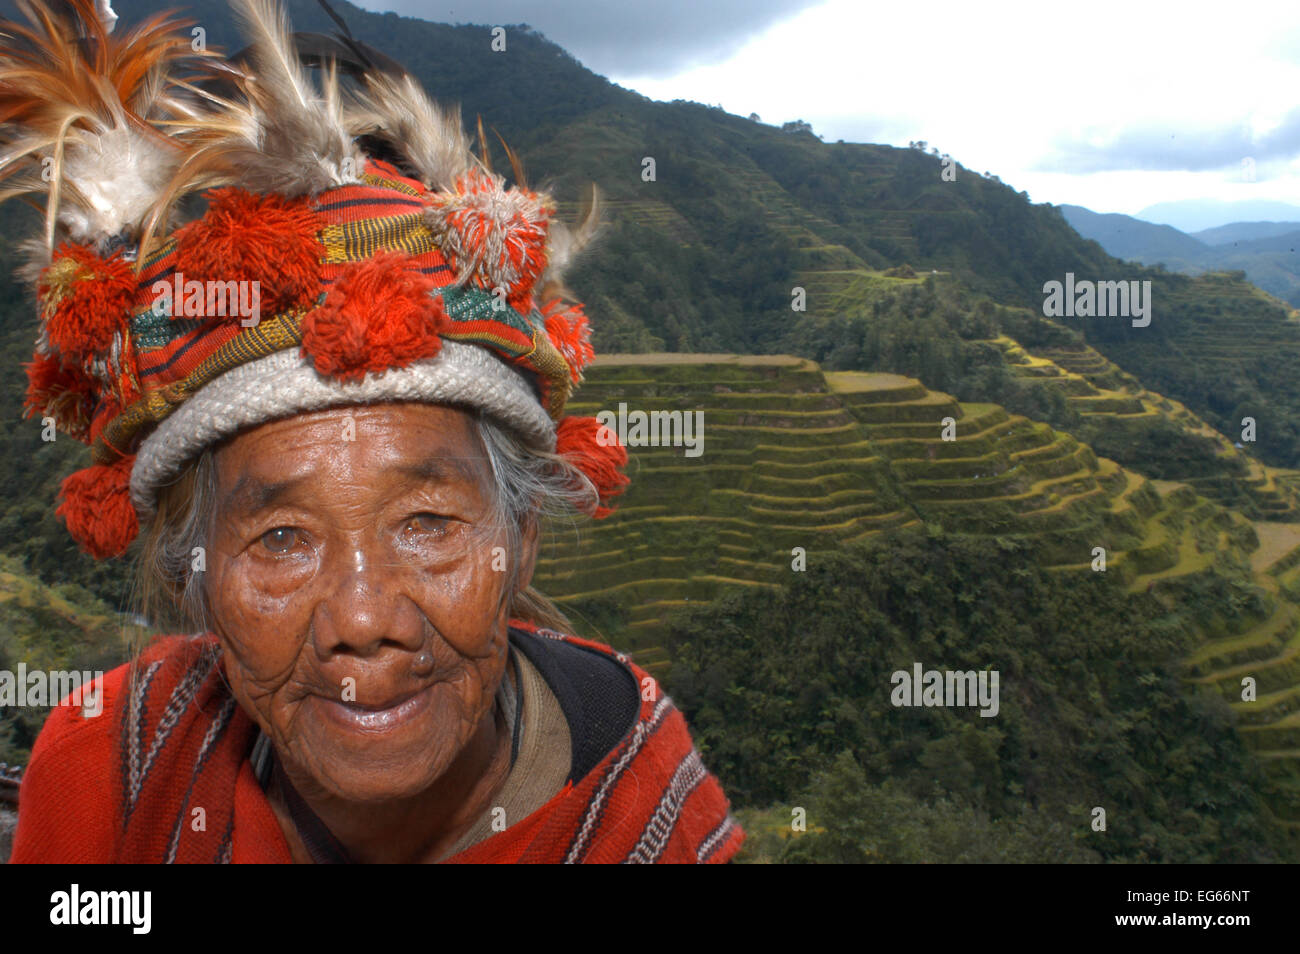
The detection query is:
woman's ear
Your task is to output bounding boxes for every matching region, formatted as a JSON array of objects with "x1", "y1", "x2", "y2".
[{"x1": 515, "y1": 511, "x2": 541, "y2": 595}]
